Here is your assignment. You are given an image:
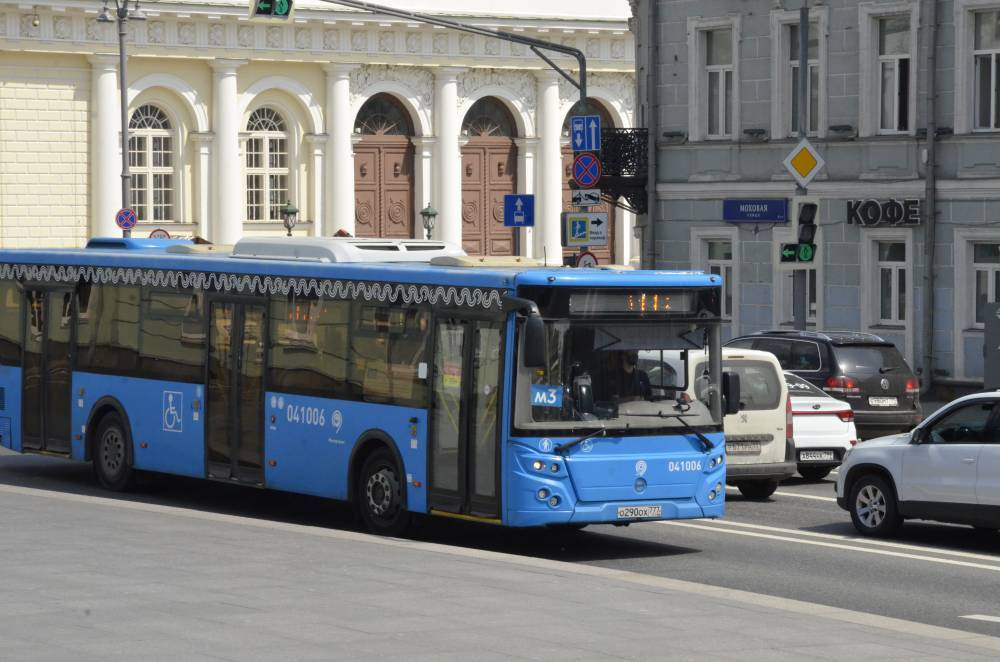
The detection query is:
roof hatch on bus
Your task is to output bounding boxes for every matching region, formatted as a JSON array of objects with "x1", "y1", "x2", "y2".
[{"x1": 229, "y1": 237, "x2": 467, "y2": 263}]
